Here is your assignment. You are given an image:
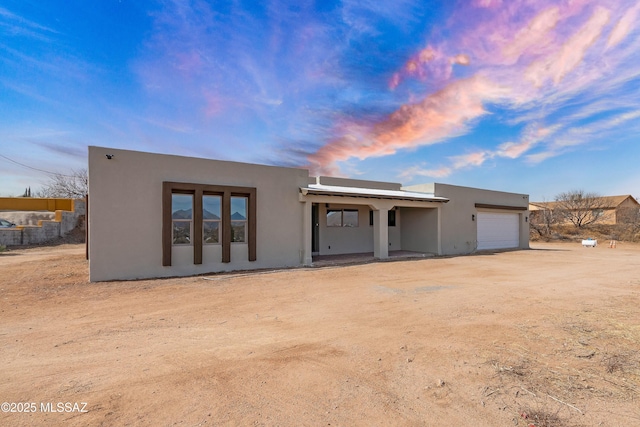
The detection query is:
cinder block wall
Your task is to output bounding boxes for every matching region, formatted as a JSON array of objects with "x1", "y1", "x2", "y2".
[
  {"x1": 0, "y1": 199, "x2": 85, "y2": 246},
  {"x1": 0, "y1": 198, "x2": 74, "y2": 212}
]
